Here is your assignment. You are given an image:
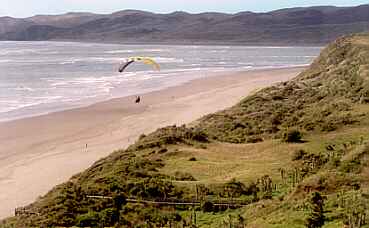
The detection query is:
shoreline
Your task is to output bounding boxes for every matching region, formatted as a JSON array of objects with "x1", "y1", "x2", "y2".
[
  {"x1": 0, "y1": 65, "x2": 309, "y2": 124},
  {"x1": 1, "y1": 39, "x2": 326, "y2": 47},
  {"x1": 0, "y1": 67, "x2": 304, "y2": 219}
]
